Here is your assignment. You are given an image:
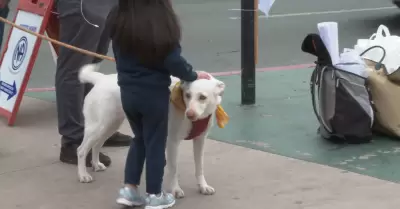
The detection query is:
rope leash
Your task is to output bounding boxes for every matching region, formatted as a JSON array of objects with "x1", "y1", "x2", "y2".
[{"x1": 0, "y1": 16, "x2": 116, "y2": 62}]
